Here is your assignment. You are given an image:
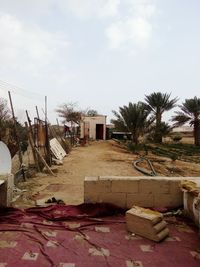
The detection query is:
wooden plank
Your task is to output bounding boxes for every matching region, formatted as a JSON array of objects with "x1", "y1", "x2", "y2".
[{"x1": 0, "y1": 180, "x2": 5, "y2": 186}]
